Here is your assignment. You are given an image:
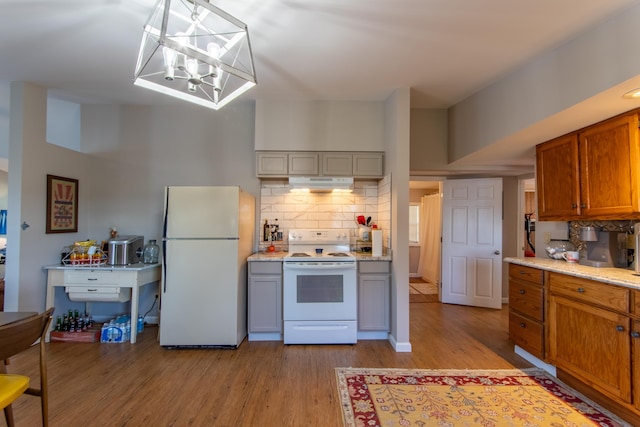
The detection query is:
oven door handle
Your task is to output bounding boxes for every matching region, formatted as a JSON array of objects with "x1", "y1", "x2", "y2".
[{"x1": 284, "y1": 263, "x2": 356, "y2": 270}]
